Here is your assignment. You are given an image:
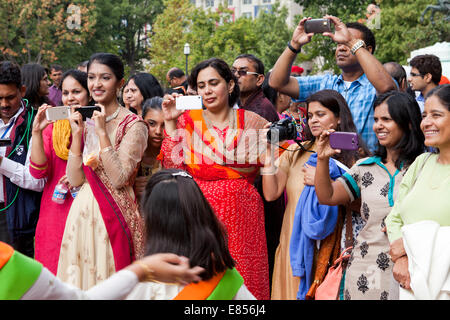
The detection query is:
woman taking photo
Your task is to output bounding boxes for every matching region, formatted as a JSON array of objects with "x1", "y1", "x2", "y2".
[
  {"x1": 160, "y1": 58, "x2": 269, "y2": 300},
  {"x1": 385, "y1": 84, "x2": 450, "y2": 299},
  {"x1": 30, "y1": 69, "x2": 92, "y2": 275},
  {"x1": 263, "y1": 89, "x2": 368, "y2": 300},
  {"x1": 21, "y1": 63, "x2": 52, "y2": 109},
  {"x1": 122, "y1": 72, "x2": 164, "y2": 116},
  {"x1": 134, "y1": 96, "x2": 165, "y2": 200},
  {"x1": 58, "y1": 53, "x2": 149, "y2": 289},
  {"x1": 313, "y1": 91, "x2": 425, "y2": 300}
]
